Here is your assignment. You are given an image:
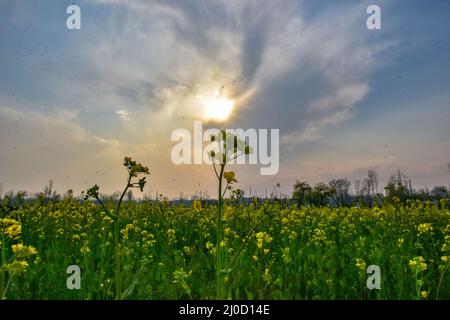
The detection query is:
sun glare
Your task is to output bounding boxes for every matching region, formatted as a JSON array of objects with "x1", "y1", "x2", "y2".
[
  {"x1": 196, "y1": 88, "x2": 236, "y2": 121},
  {"x1": 204, "y1": 97, "x2": 234, "y2": 121}
]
